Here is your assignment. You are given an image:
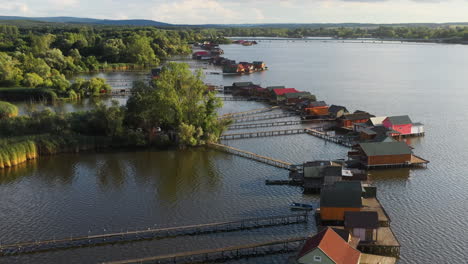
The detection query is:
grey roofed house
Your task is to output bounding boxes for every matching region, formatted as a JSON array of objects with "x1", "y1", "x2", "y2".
[
  {"x1": 323, "y1": 165, "x2": 342, "y2": 177},
  {"x1": 309, "y1": 101, "x2": 327, "y2": 107},
  {"x1": 233, "y1": 82, "x2": 254, "y2": 87},
  {"x1": 329, "y1": 105, "x2": 349, "y2": 114},
  {"x1": 320, "y1": 181, "x2": 363, "y2": 208},
  {"x1": 344, "y1": 211, "x2": 379, "y2": 229},
  {"x1": 341, "y1": 112, "x2": 374, "y2": 121},
  {"x1": 359, "y1": 141, "x2": 412, "y2": 156},
  {"x1": 284, "y1": 92, "x2": 315, "y2": 99},
  {"x1": 412, "y1": 122, "x2": 424, "y2": 126},
  {"x1": 386, "y1": 115, "x2": 413, "y2": 125}
]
